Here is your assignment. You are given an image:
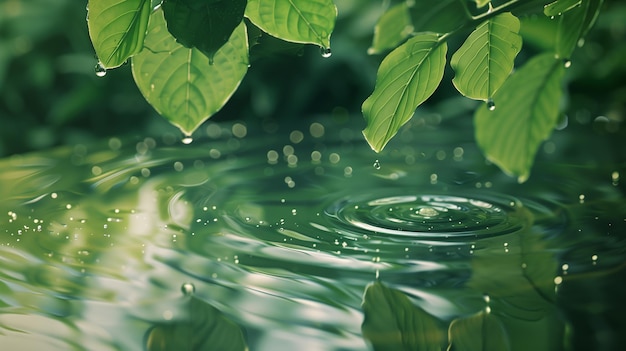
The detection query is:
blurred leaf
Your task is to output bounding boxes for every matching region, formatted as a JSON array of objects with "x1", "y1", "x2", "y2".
[
  {"x1": 447, "y1": 310, "x2": 510, "y2": 351},
  {"x1": 451, "y1": 13, "x2": 522, "y2": 101},
  {"x1": 543, "y1": 0, "x2": 581, "y2": 17},
  {"x1": 474, "y1": 0, "x2": 491, "y2": 8},
  {"x1": 474, "y1": 53, "x2": 565, "y2": 182},
  {"x1": 245, "y1": 0, "x2": 336, "y2": 49},
  {"x1": 556, "y1": 0, "x2": 604, "y2": 59},
  {"x1": 408, "y1": 0, "x2": 470, "y2": 34},
  {"x1": 369, "y1": 2, "x2": 412, "y2": 54},
  {"x1": 362, "y1": 33, "x2": 447, "y2": 152},
  {"x1": 131, "y1": 9, "x2": 249, "y2": 136},
  {"x1": 87, "y1": 0, "x2": 151, "y2": 68},
  {"x1": 145, "y1": 296, "x2": 247, "y2": 351},
  {"x1": 362, "y1": 281, "x2": 446, "y2": 351},
  {"x1": 162, "y1": 0, "x2": 247, "y2": 62}
]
